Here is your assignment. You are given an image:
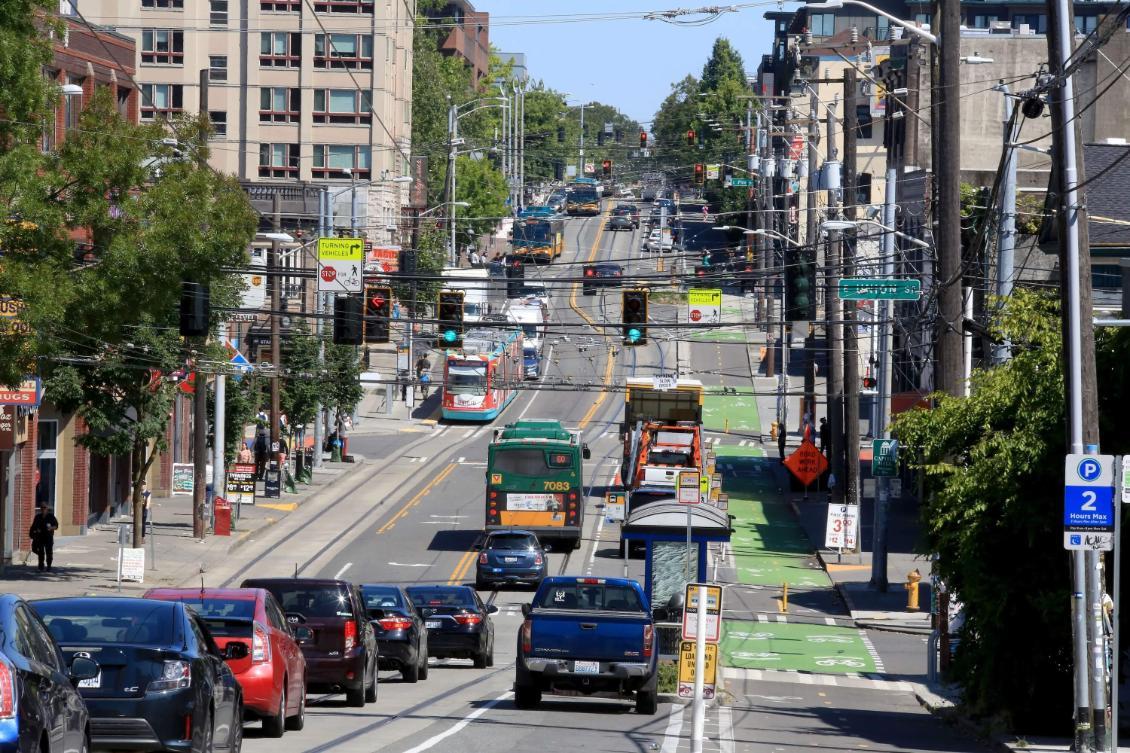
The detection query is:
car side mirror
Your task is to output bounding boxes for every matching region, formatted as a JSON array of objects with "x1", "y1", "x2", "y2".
[
  {"x1": 293, "y1": 626, "x2": 313, "y2": 643},
  {"x1": 487, "y1": 604, "x2": 499, "y2": 615},
  {"x1": 582, "y1": 444, "x2": 591, "y2": 460},
  {"x1": 68, "y1": 656, "x2": 99, "y2": 682},
  {"x1": 520, "y1": 603, "x2": 532, "y2": 617},
  {"x1": 224, "y1": 642, "x2": 250, "y2": 660}
]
